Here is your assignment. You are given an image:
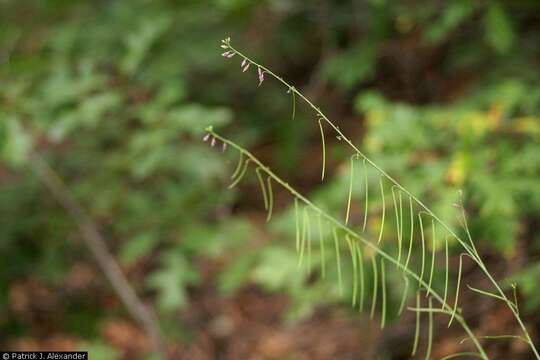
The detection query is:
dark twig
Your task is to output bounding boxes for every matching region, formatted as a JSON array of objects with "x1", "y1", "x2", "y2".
[{"x1": 30, "y1": 154, "x2": 165, "y2": 359}]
